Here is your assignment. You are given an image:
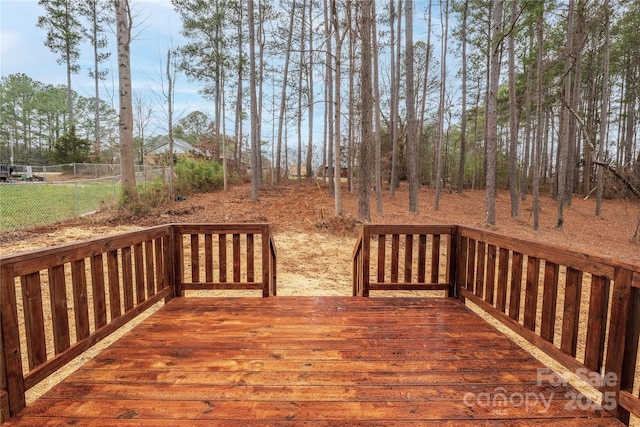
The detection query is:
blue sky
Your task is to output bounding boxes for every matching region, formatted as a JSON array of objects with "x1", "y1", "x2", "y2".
[
  {"x1": 0, "y1": 0, "x2": 210, "y2": 135},
  {"x1": 0, "y1": 0, "x2": 451, "y2": 160}
]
